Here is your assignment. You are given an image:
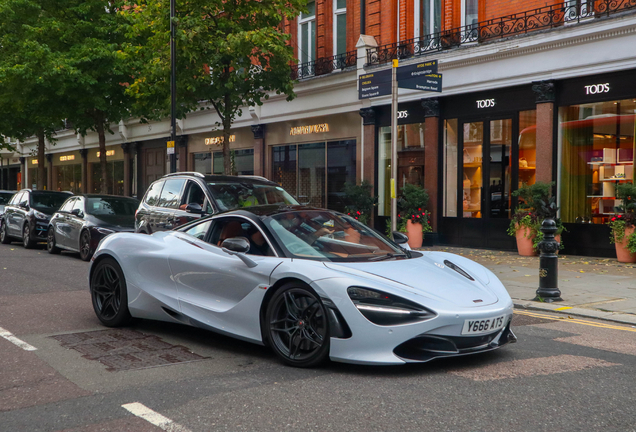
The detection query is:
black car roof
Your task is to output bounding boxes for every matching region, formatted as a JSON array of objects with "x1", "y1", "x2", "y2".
[{"x1": 161, "y1": 173, "x2": 277, "y2": 186}]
